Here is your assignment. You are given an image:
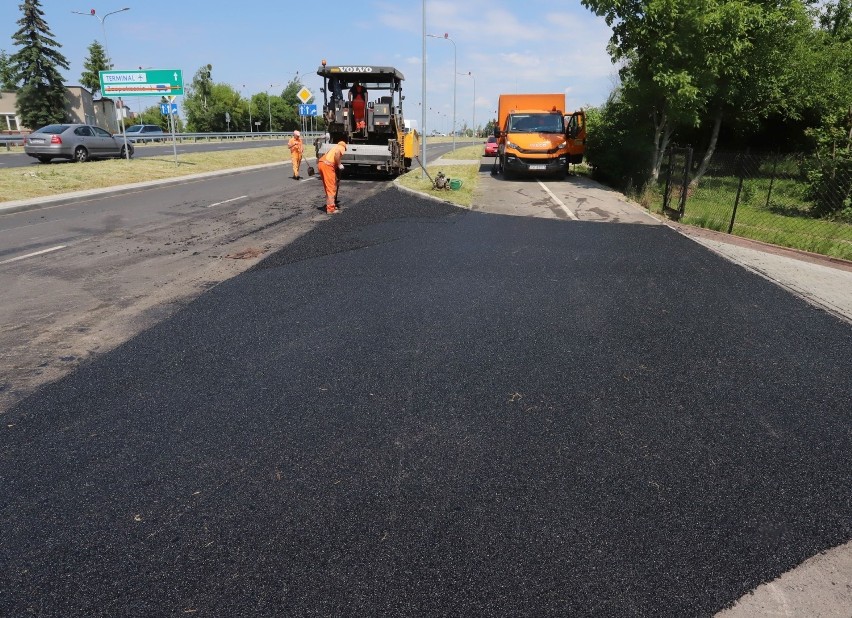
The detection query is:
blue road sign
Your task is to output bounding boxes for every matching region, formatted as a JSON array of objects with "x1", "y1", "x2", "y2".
[
  {"x1": 298, "y1": 104, "x2": 317, "y2": 117},
  {"x1": 160, "y1": 103, "x2": 178, "y2": 115}
]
